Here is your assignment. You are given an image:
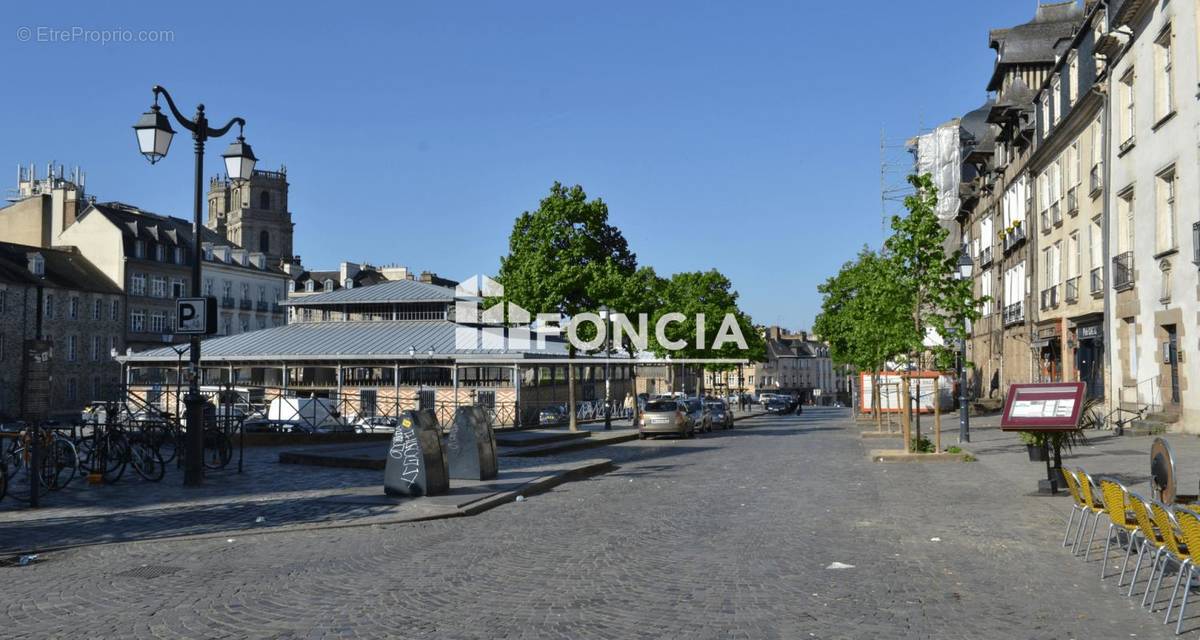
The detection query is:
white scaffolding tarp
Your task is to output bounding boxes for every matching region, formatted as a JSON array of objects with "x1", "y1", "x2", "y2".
[{"x1": 914, "y1": 122, "x2": 962, "y2": 224}]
